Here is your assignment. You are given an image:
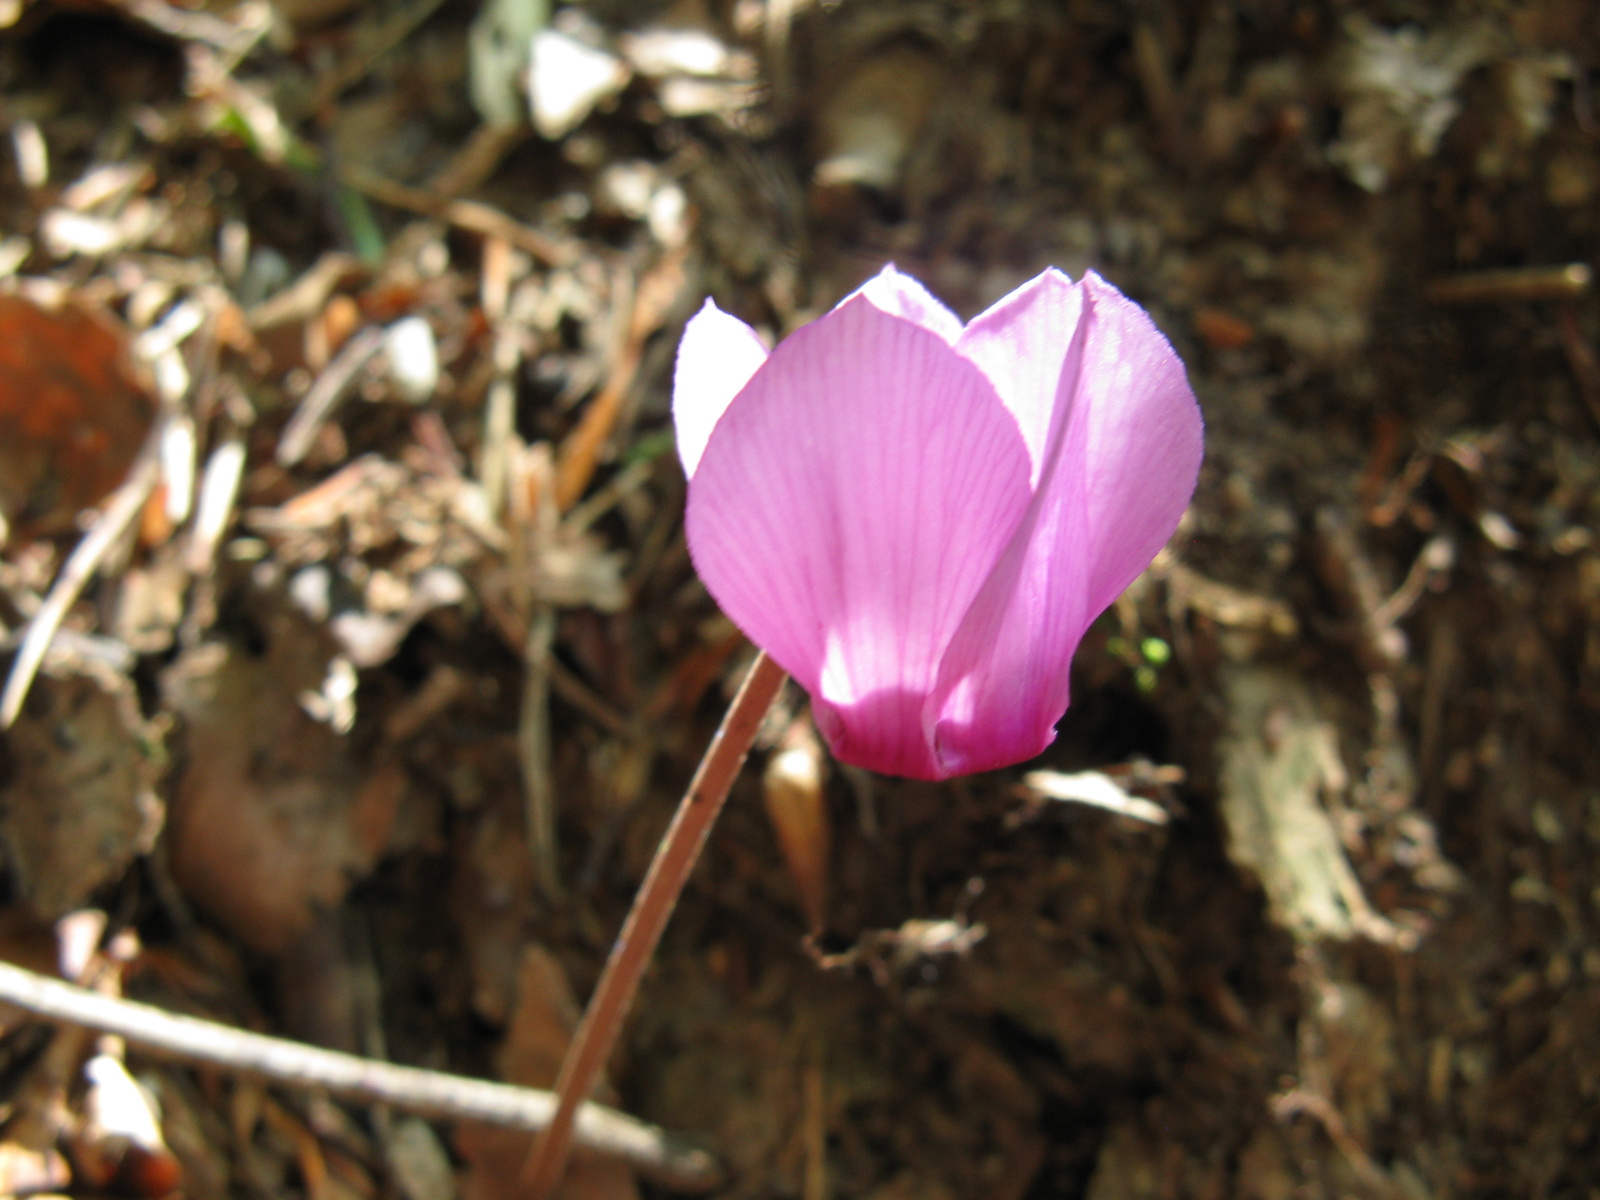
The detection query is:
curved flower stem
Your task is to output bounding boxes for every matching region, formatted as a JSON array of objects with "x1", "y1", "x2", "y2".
[{"x1": 523, "y1": 650, "x2": 788, "y2": 1197}]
